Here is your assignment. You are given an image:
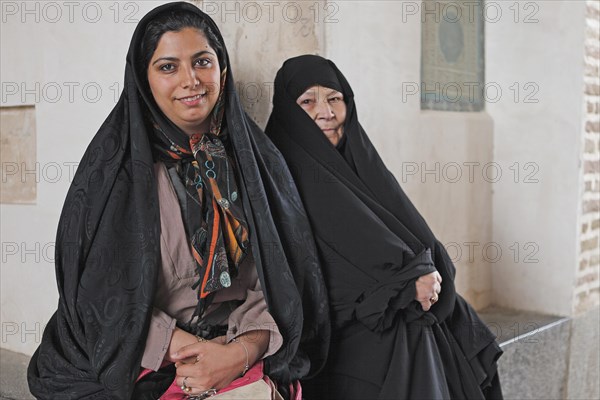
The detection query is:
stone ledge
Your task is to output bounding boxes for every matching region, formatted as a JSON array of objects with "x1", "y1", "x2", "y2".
[
  {"x1": 479, "y1": 306, "x2": 572, "y2": 400},
  {"x1": 0, "y1": 307, "x2": 581, "y2": 400},
  {"x1": 0, "y1": 348, "x2": 34, "y2": 400},
  {"x1": 478, "y1": 305, "x2": 569, "y2": 347}
]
